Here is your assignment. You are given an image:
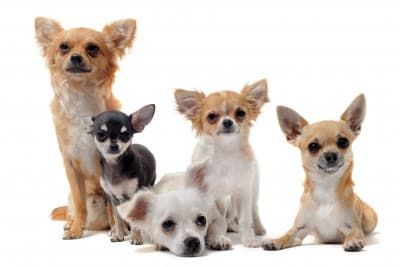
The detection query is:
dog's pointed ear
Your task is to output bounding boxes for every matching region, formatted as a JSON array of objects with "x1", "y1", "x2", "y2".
[
  {"x1": 175, "y1": 89, "x2": 205, "y2": 125},
  {"x1": 103, "y1": 19, "x2": 136, "y2": 58},
  {"x1": 117, "y1": 190, "x2": 154, "y2": 228},
  {"x1": 241, "y1": 79, "x2": 269, "y2": 121},
  {"x1": 184, "y1": 159, "x2": 208, "y2": 192},
  {"x1": 35, "y1": 17, "x2": 63, "y2": 55},
  {"x1": 276, "y1": 106, "x2": 308, "y2": 145},
  {"x1": 130, "y1": 104, "x2": 155, "y2": 133},
  {"x1": 340, "y1": 94, "x2": 366, "y2": 136},
  {"x1": 175, "y1": 89, "x2": 205, "y2": 117}
]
